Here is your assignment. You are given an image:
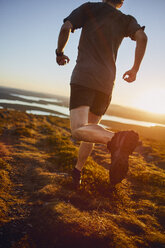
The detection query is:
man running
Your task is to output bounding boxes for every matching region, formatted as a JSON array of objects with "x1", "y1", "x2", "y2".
[{"x1": 56, "y1": 0, "x2": 147, "y2": 188}]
